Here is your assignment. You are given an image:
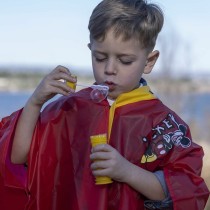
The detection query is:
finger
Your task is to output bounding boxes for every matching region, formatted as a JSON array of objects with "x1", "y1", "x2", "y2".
[
  {"x1": 50, "y1": 80, "x2": 75, "y2": 93},
  {"x1": 44, "y1": 80, "x2": 73, "y2": 95},
  {"x1": 92, "y1": 144, "x2": 113, "y2": 153},
  {"x1": 49, "y1": 72, "x2": 77, "y2": 83},
  {"x1": 92, "y1": 167, "x2": 111, "y2": 177},
  {"x1": 50, "y1": 66, "x2": 77, "y2": 84},
  {"x1": 91, "y1": 159, "x2": 111, "y2": 170},
  {"x1": 47, "y1": 85, "x2": 71, "y2": 96},
  {"x1": 90, "y1": 151, "x2": 110, "y2": 161},
  {"x1": 53, "y1": 65, "x2": 70, "y2": 74}
]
